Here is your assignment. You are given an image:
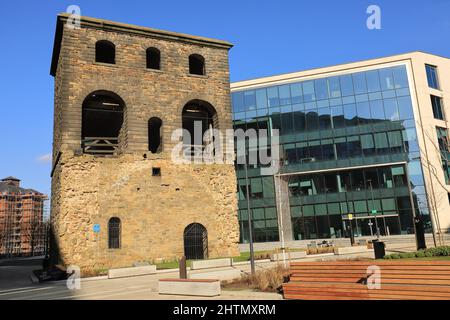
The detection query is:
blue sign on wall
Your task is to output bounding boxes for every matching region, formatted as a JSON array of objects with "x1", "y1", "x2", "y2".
[{"x1": 93, "y1": 224, "x2": 101, "y2": 233}]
